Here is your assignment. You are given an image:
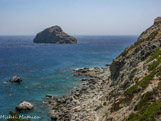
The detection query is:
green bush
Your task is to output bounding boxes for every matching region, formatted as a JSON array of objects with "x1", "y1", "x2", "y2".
[
  {"x1": 131, "y1": 68, "x2": 138, "y2": 74},
  {"x1": 124, "y1": 70, "x2": 156, "y2": 95},
  {"x1": 135, "y1": 89, "x2": 157, "y2": 111},
  {"x1": 127, "y1": 99, "x2": 161, "y2": 121},
  {"x1": 120, "y1": 48, "x2": 130, "y2": 57},
  {"x1": 148, "y1": 57, "x2": 161, "y2": 71},
  {"x1": 146, "y1": 49, "x2": 161, "y2": 63}
]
